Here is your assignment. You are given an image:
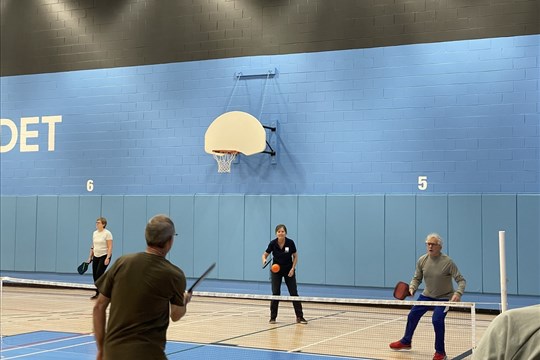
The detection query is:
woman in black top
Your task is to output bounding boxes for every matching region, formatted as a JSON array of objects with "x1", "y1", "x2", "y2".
[{"x1": 262, "y1": 224, "x2": 307, "y2": 324}]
